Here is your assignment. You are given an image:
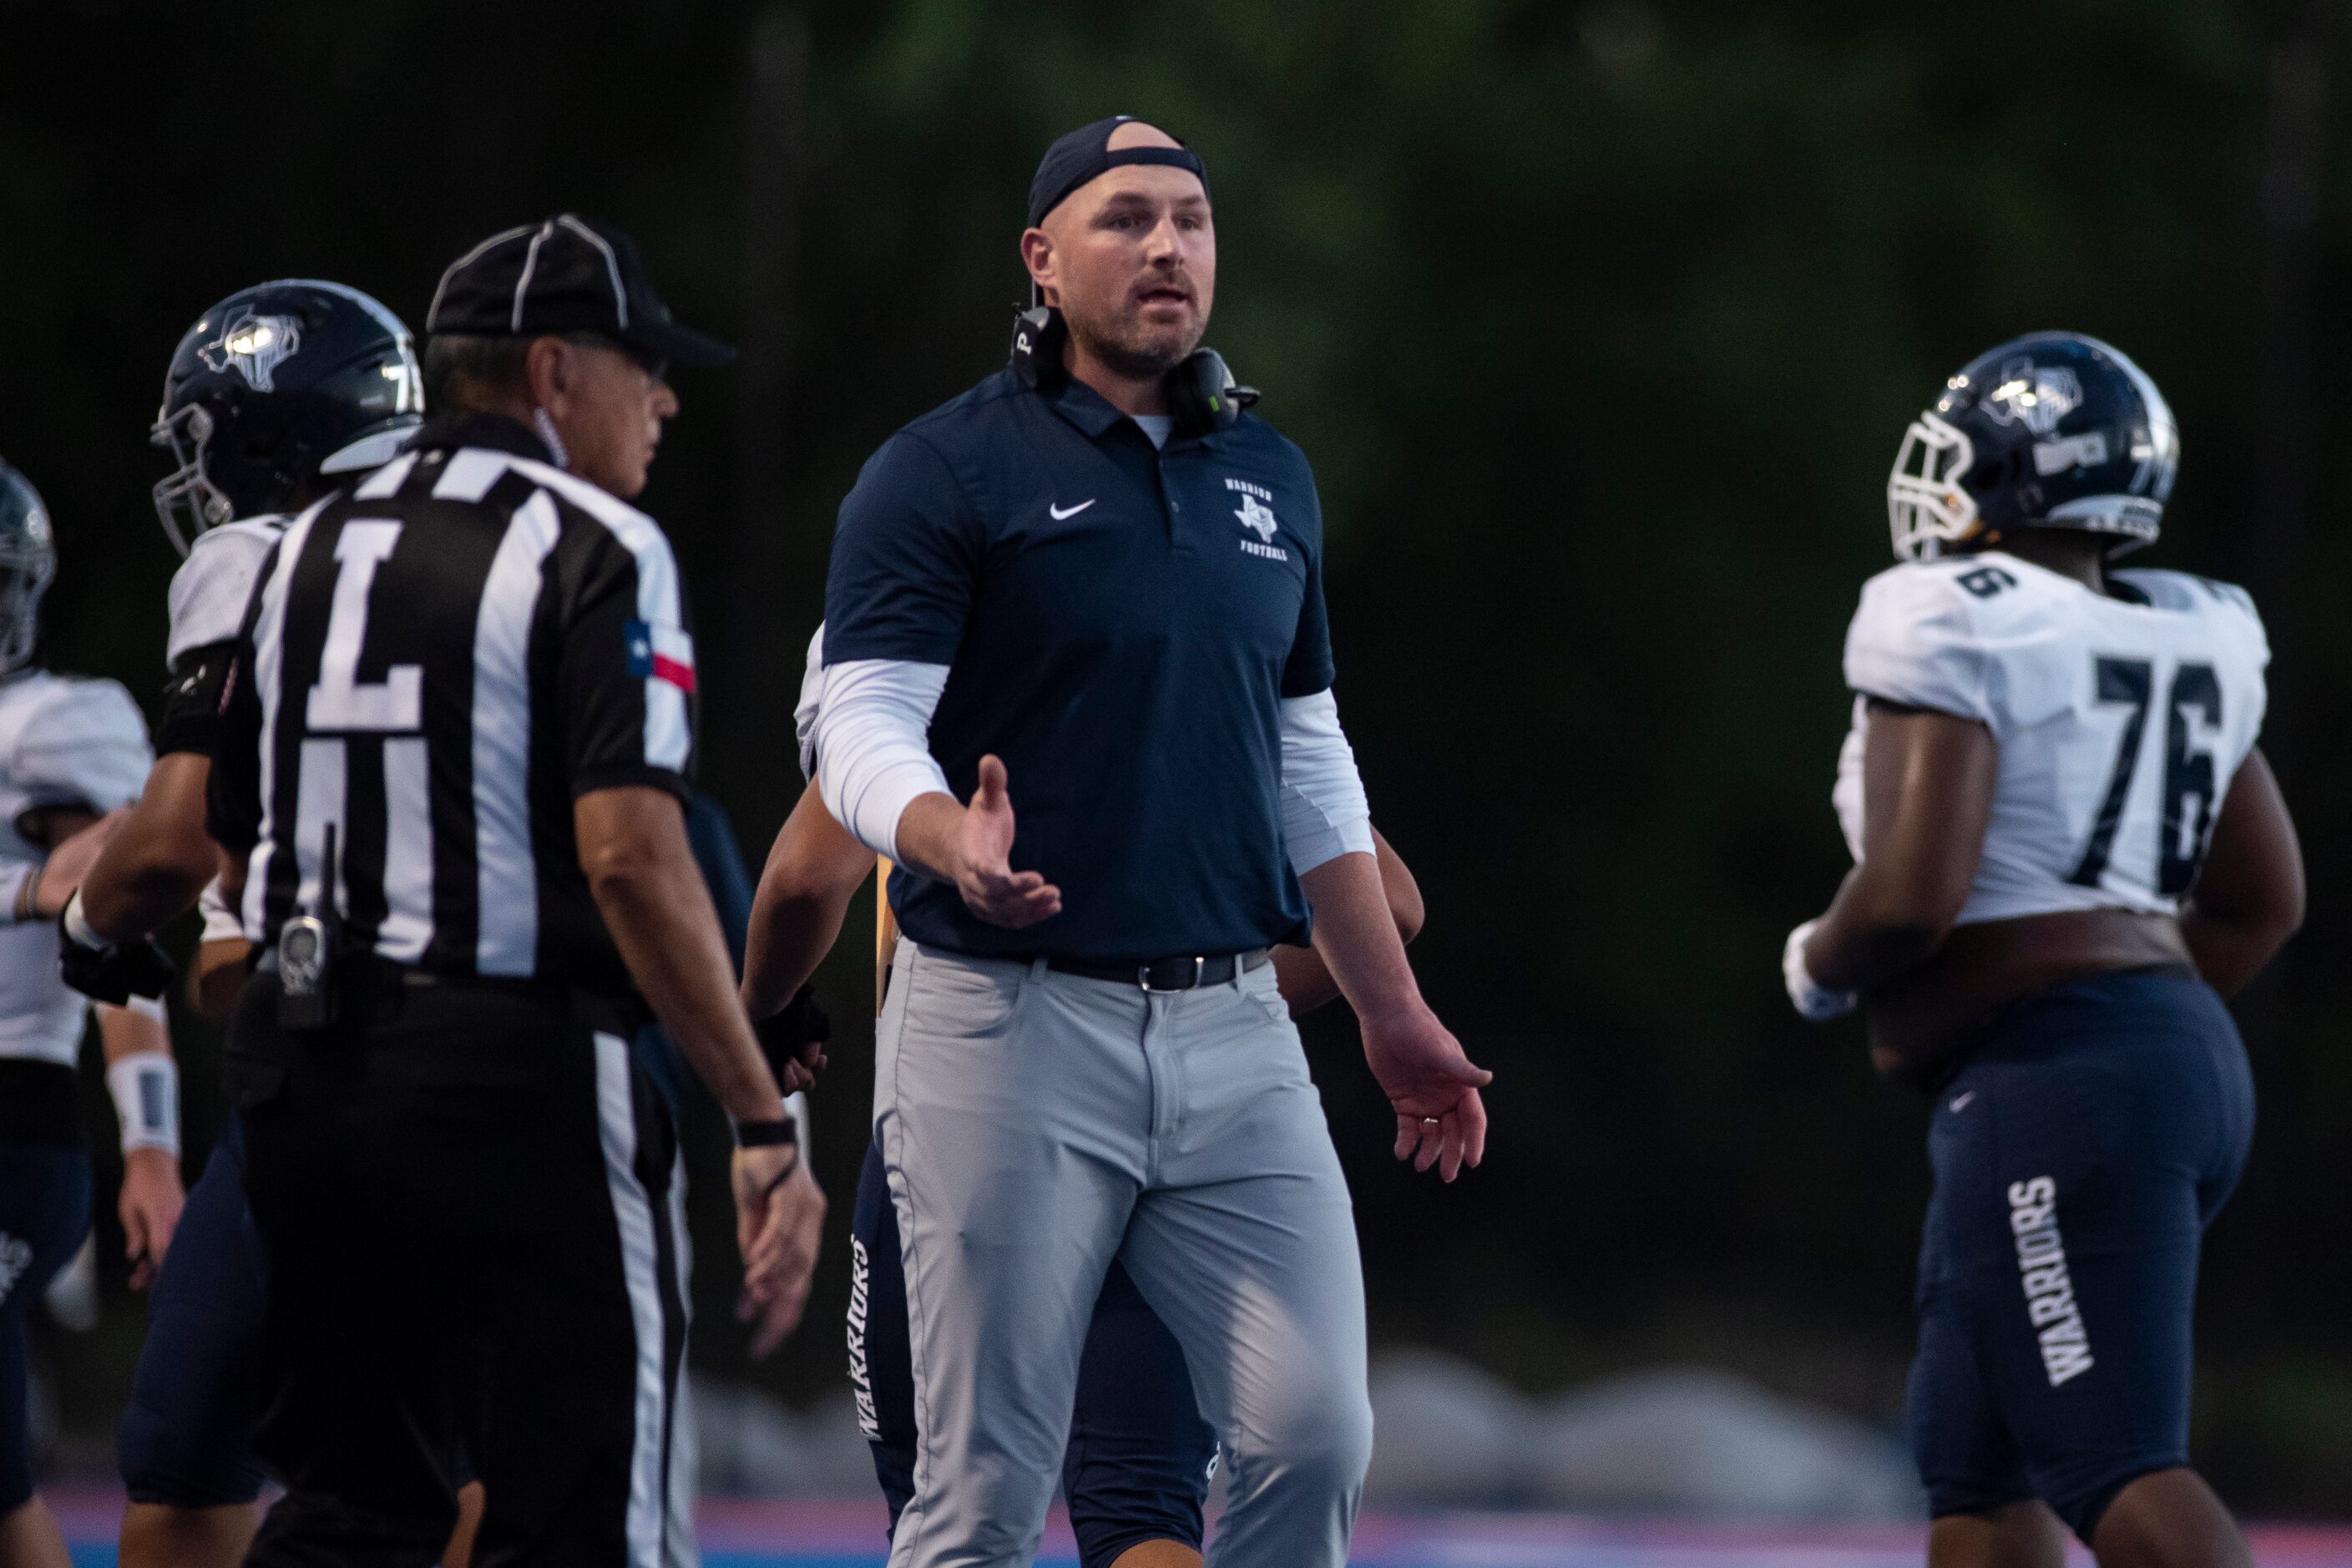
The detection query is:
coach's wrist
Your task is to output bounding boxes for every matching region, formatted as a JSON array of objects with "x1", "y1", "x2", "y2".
[{"x1": 888, "y1": 792, "x2": 967, "y2": 884}]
